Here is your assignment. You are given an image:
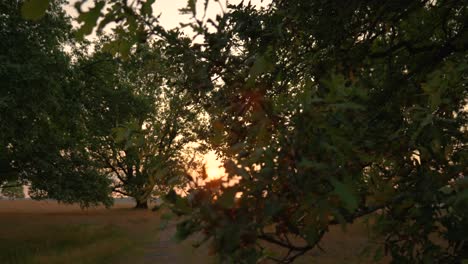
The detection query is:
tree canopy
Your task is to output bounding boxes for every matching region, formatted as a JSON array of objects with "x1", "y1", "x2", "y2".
[
  {"x1": 166, "y1": 1, "x2": 467, "y2": 262},
  {"x1": 1, "y1": 0, "x2": 113, "y2": 206}
]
